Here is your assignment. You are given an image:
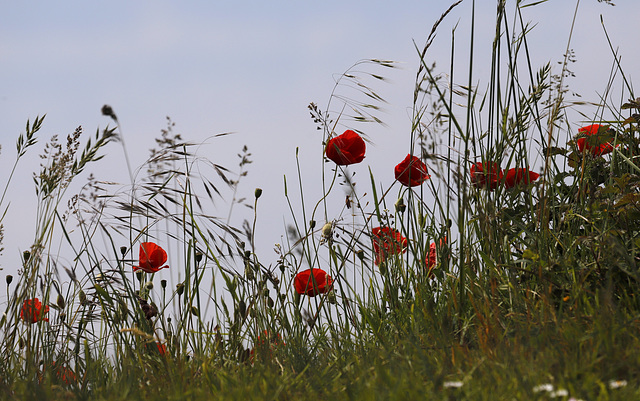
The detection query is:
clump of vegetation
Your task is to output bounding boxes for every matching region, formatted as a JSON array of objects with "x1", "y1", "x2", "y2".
[{"x1": 1, "y1": 1, "x2": 639, "y2": 400}]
